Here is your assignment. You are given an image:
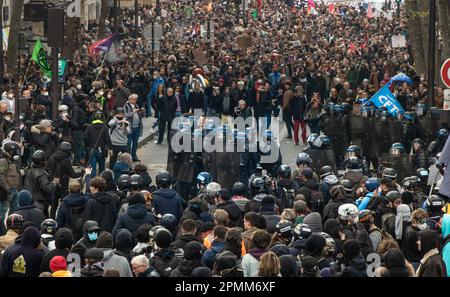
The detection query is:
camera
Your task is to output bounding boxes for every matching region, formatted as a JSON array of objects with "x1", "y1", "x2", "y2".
[{"x1": 234, "y1": 107, "x2": 241, "y2": 116}]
